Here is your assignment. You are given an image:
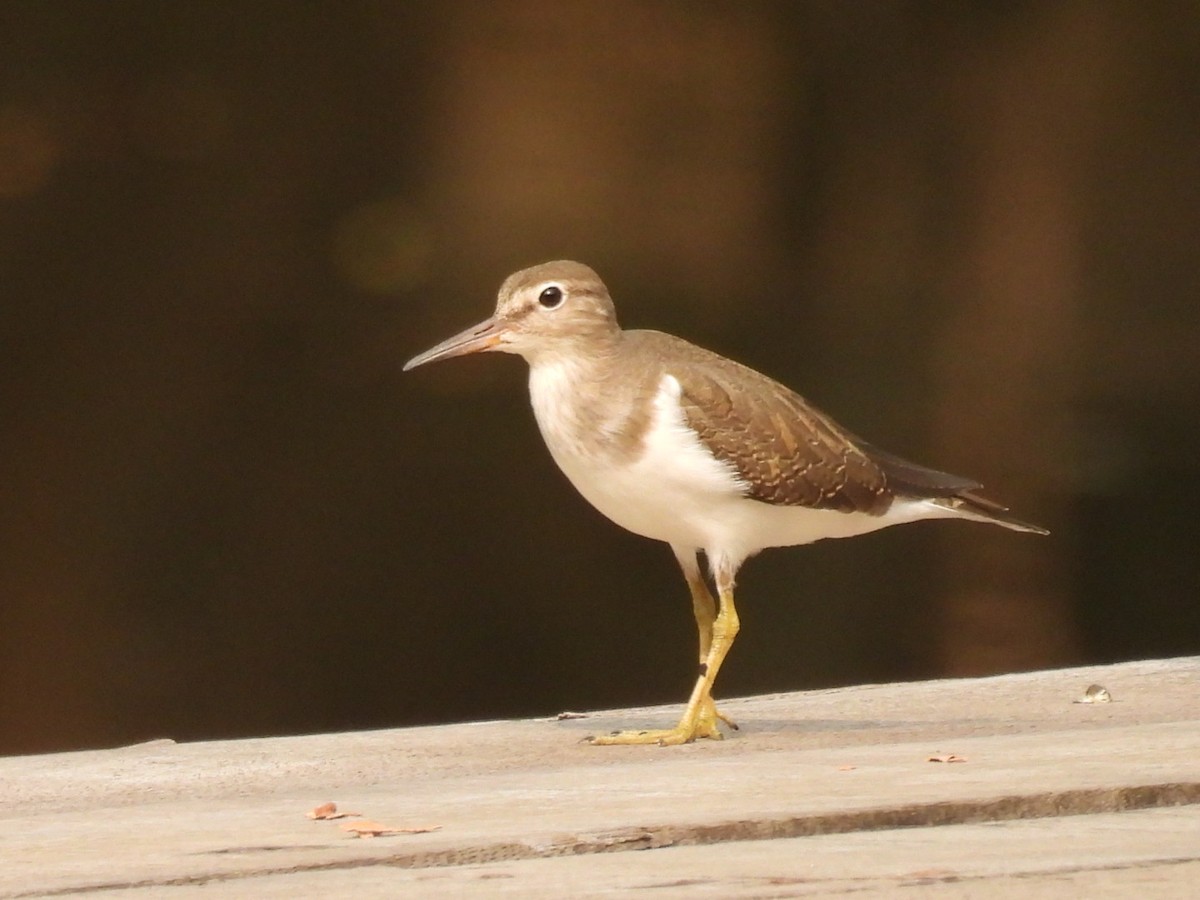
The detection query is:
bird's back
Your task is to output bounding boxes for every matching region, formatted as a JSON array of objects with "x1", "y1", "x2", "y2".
[{"x1": 621, "y1": 329, "x2": 1044, "y2": 534}]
